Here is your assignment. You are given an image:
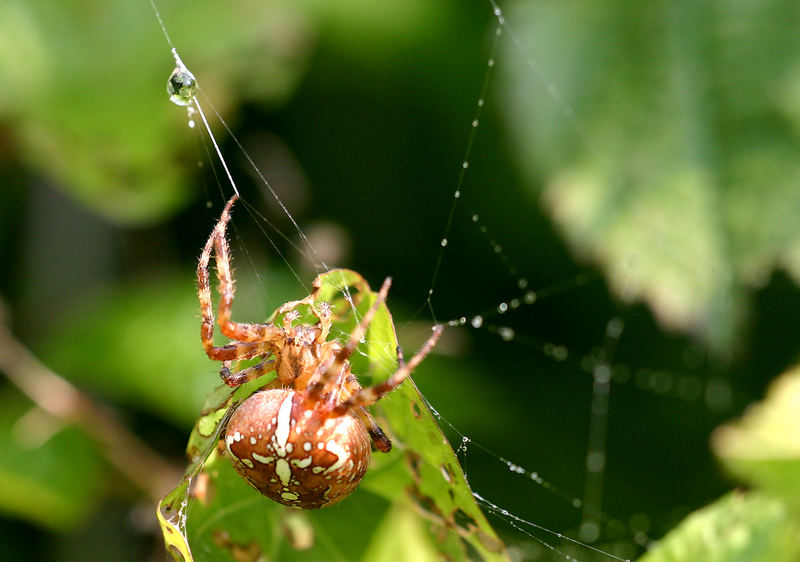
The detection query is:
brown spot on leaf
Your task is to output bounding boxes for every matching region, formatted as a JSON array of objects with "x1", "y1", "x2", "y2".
[{"x1": 212, "y1": 530, "x2": 263, "y2": 562}]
